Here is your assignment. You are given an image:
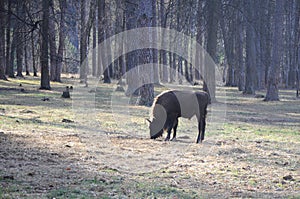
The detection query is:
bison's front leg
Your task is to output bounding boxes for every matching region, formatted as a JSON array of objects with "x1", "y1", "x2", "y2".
[
  {"x1": 171, "y1": 117, "x2": 178, "y2": 141},
  {"x1": 165, "y1": 115, "x2": 177, "y2": 141}
]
